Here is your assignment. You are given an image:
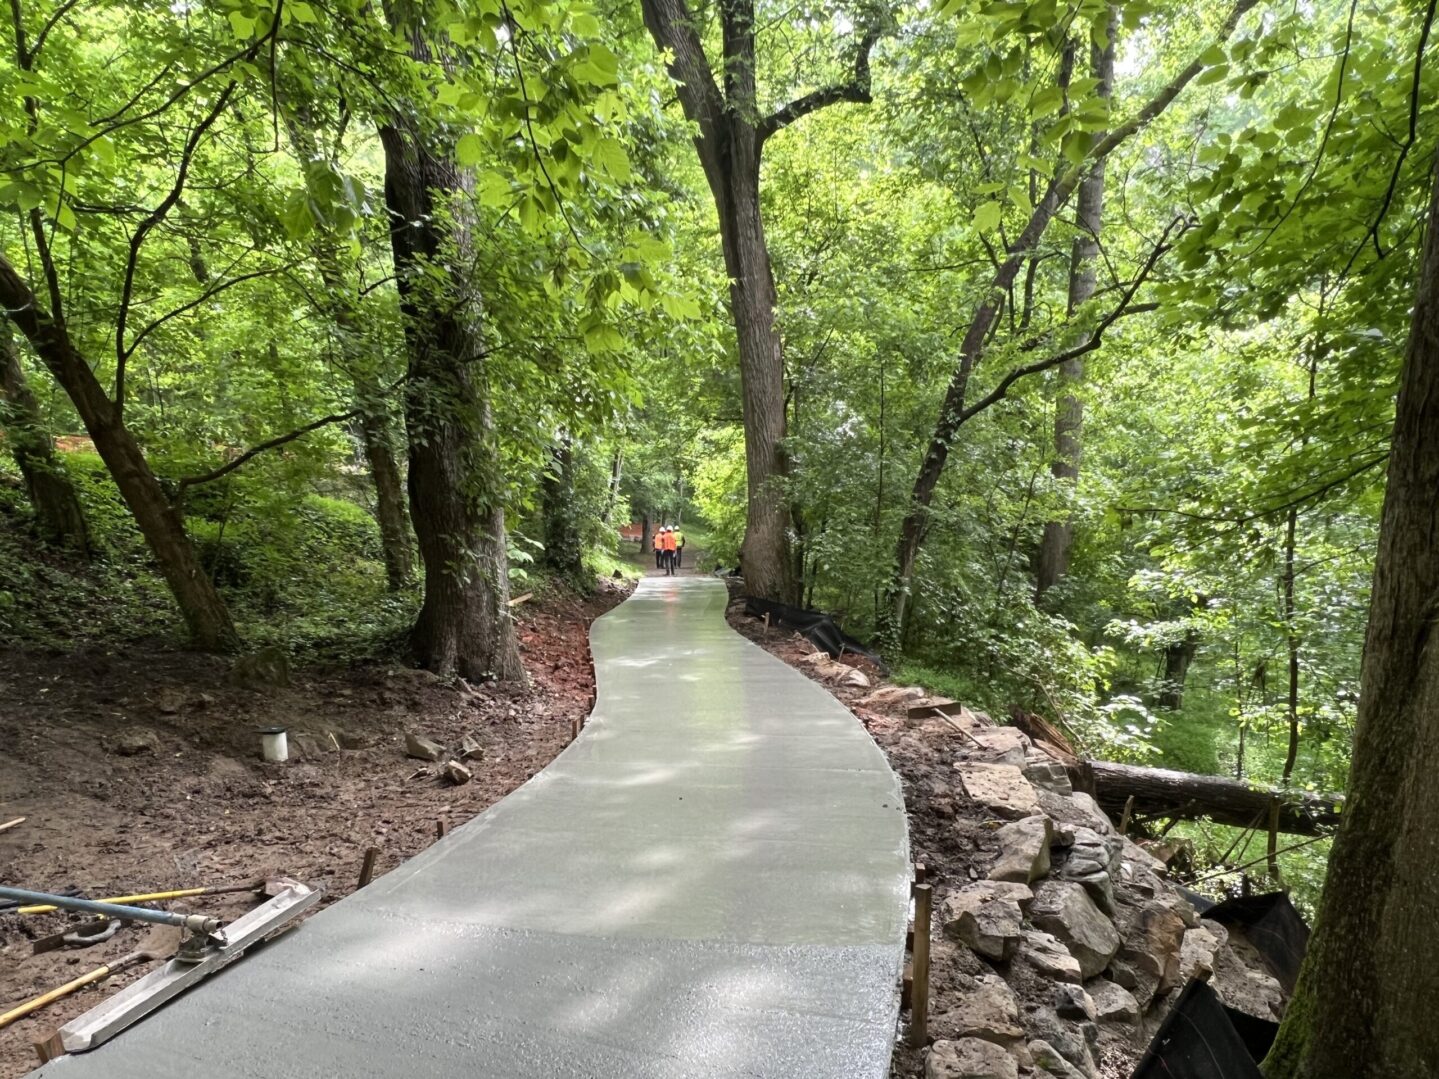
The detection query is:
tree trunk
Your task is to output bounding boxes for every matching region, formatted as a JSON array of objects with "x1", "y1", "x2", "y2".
[
  {"x1": 1037, "y1": 11, "x2": 1116, "y2": 599},
  {"x1": 603, "y1": 446, "x2": 623, "y2": 526},
  {"x1": 1085, "y1": 759, "x2": 1342, "y2": 836},
  {"x1": 357, "y1": 402, "x2": 413, "y2": 591},
  {"x1": 640, "y1": 514, "x2": 653, "y2": 556},
  {"x1": 378, "y1": 12, "x2": 521, "y2": 682},
  {"x1": 1262, "y1": 161, "x2": 1439, "y2": 1079},
  {"x1": 0, "y1": 321, "x2": 90, "y2": 556},
  {"x1": 1159, "y1": 628, "x2": 1198, "y2": 709},
  {"x1": 0, "y1": 256, "x2": 239, "y2": 649},
  {"x1": 541, "y1": 435, "x2": 586, "y2": 589},
  {"x1": 711, "y1": 135, "x2": 795, "y2": 601},
  {"x1": 639, "y1": 0, "x2": 863, "y2": 604}
]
